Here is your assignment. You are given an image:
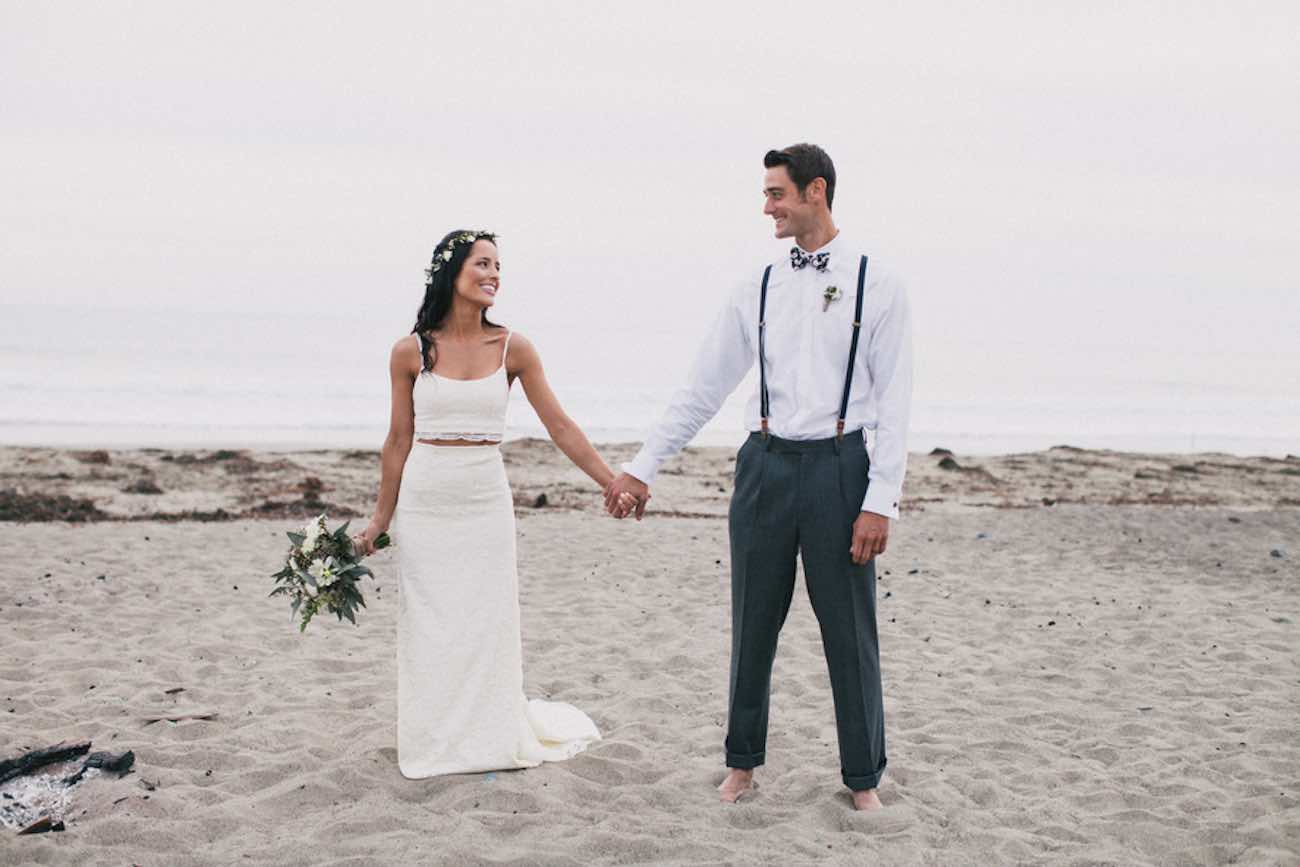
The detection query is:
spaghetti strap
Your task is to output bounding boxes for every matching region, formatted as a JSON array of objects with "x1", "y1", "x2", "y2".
[
  {"x1": 500, "y1": 330, "x2": 513, "y2": 364},
  {"x1": 413, "y1": 333, "x2": 428, "y2": 369}
]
